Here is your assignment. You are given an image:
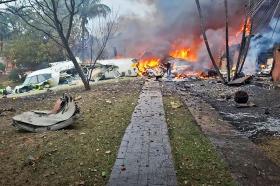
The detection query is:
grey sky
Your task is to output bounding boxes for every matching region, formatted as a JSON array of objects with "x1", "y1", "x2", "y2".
[{"x1": 101, "y1": 0, "x2": 154, "y2": 17}]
